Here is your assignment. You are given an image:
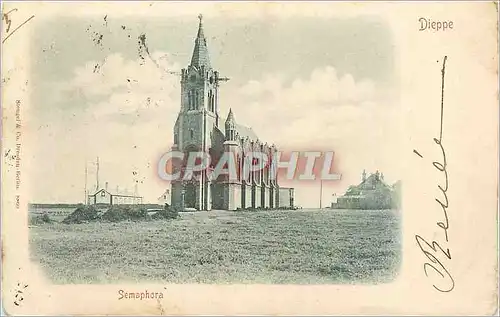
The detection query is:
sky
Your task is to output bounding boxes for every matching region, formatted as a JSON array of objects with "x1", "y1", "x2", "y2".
[{"x1": 27, "y1": 14, "x2": 402, "y2": 207}]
